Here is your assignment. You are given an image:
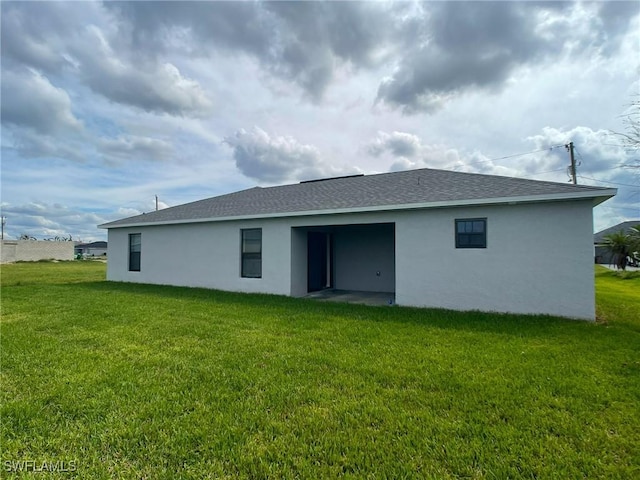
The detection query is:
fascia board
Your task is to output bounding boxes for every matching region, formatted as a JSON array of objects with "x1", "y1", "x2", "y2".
[{"x1": 100, "y1": 189, "x2": 617, "y2": 229}]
